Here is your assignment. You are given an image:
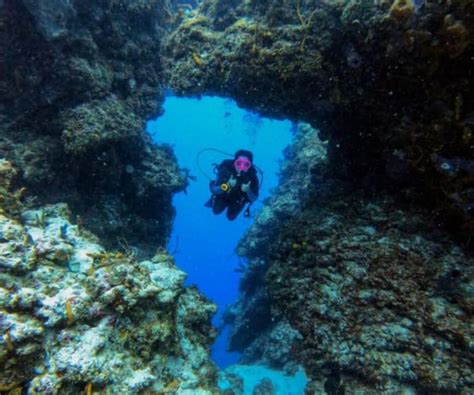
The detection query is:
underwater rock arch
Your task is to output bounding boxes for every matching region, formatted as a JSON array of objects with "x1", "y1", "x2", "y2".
[
  {"x1": 0, "y1": 0, "x2": 187, "y2": 257},
  {"x1": 0, "y1": 0, "x2": 472, "y2": 393},
  {"x1": 163, "y1": 0, "x2": 474, "y2": 237},
  {"x1": 162, "y1": 0, "x2": 474, "y2": 392}
]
